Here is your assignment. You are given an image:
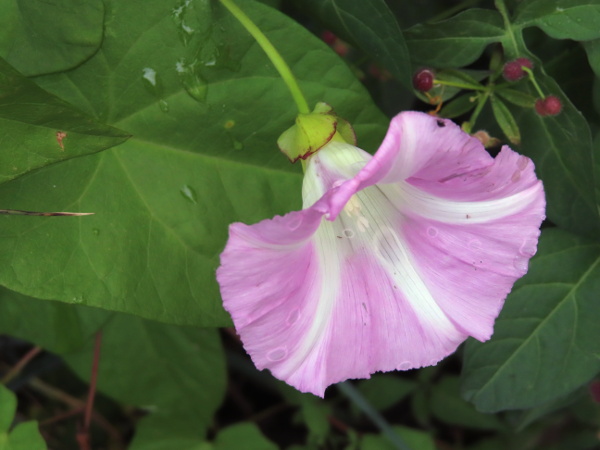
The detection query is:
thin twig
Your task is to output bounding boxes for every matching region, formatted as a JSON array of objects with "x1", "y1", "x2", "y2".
[
  {"x1": 1, "y1": 346, "x2": 43, "y2": 385},
  {"x1": 0, "y1": 209, "x2": 93, "y2": 216}
]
